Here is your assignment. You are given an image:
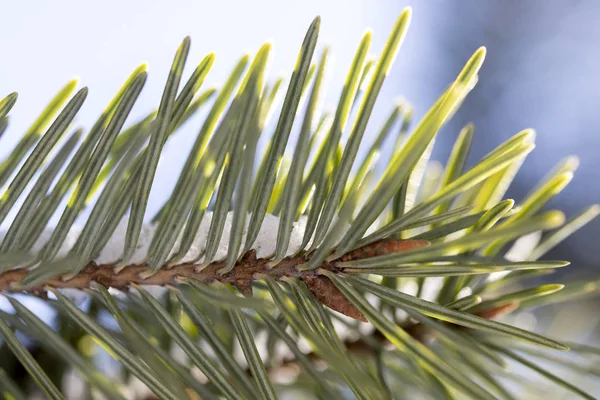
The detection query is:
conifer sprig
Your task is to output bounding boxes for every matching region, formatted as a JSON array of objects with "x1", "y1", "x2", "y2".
[{"x1": 0, "y1": 7, "x2": 598, "y2": 399}]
